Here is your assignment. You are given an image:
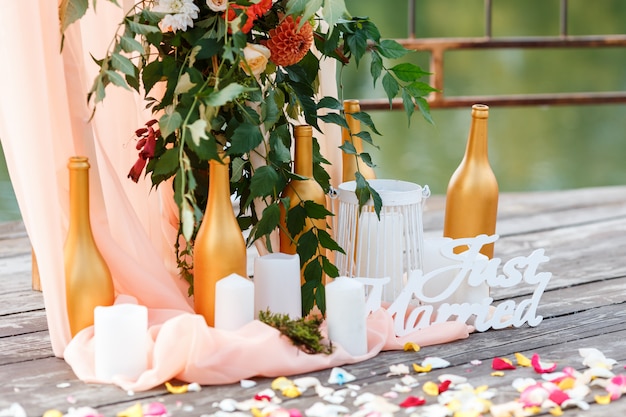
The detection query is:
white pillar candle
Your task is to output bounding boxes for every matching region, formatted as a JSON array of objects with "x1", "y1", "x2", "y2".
[
  {"x1": 253, "y1": 253, "x2": 301, "y2": 319},
  {"x1": 94, "y1": 303, "x2": 148, "y2": 382},
  {"x1": 325, "y1": 276, "x2": 368, "y2": 356},
  {"x1": 355, "y1": 211, "x2": 404, "y2": 302},
  {"x1": 215, "y1": 273, "x2": 255, "y2": 330}
]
